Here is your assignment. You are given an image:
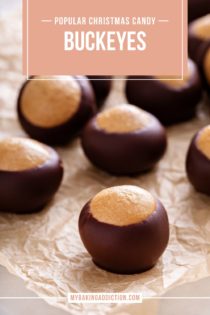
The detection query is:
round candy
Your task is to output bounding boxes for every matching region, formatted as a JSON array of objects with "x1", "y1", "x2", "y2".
[
  {"x1": 79, "y1": 185, "x2": 169, "y2": 274},
  {"x1": 203, "y1": 46, "x2": 210, "y2": 92},
  {"x1": 189, "y1": 15, "x2": 210, "y2": 65},
  {"x1": 81, "y1": 104, "x2": 167, "y2": 175},
  {"x1": 188, "y1": 0, "x2": 210, "y2": 23},
  {"x1": 17, "y1": 76, "x2": 96, "y2": 145},
  {"x1": 186, "y1": 125, "x2": 210, "y2": 195},
  {"x1": 0, "y1": 137, "x2": 63, "y2": 213},
  {"x1": 188, "y1": 15, "x2": 210, "y2": 93},
  {"x1": 126, "y1": 60, "x2": 202, "y2": 125},
  {"x1": 87, "y1": 76, "x2": 112, "y2": 106}
]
